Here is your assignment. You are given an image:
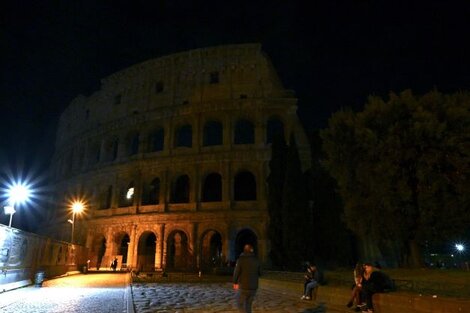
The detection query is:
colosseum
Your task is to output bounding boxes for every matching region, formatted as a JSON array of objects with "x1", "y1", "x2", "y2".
[{"x1": 46, "y1": 43, "x2": 310, "y2": 272}]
